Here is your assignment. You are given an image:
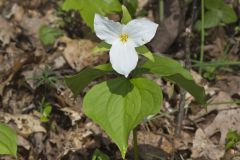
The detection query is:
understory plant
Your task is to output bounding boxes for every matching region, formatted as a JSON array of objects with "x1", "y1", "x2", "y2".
[{"x1": 65, "y1": 5, "x2": 206, "y2": 159}]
